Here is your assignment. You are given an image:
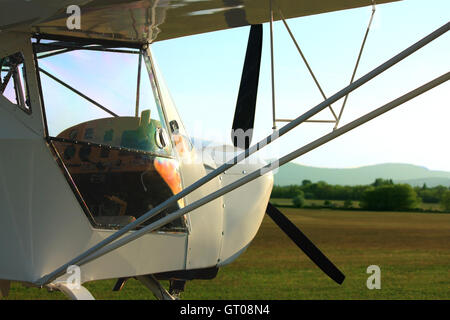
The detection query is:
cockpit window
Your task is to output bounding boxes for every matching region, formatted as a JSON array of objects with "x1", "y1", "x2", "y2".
[
  {"x1": 0, "y1": 52, "x2": 31, "y2": 113},
  {"x1": 34, "y1": 40, "x2": 186, "y2": 231},
  {"x1": 37, "y1": 44, "x2": 172, "y2": 157}
]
